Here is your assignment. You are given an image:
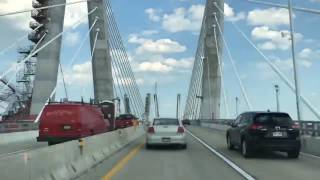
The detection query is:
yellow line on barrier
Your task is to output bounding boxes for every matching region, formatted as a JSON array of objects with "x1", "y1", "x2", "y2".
[{"x1": 101, "y1": 143, "x2": 144, "y2": 180}]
